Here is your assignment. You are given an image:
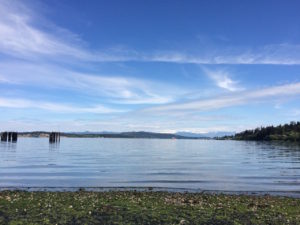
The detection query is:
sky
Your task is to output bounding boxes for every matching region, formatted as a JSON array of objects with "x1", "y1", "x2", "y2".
[{"x1": 0, "y1": 0, "x2": 300, "y2": 133}]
